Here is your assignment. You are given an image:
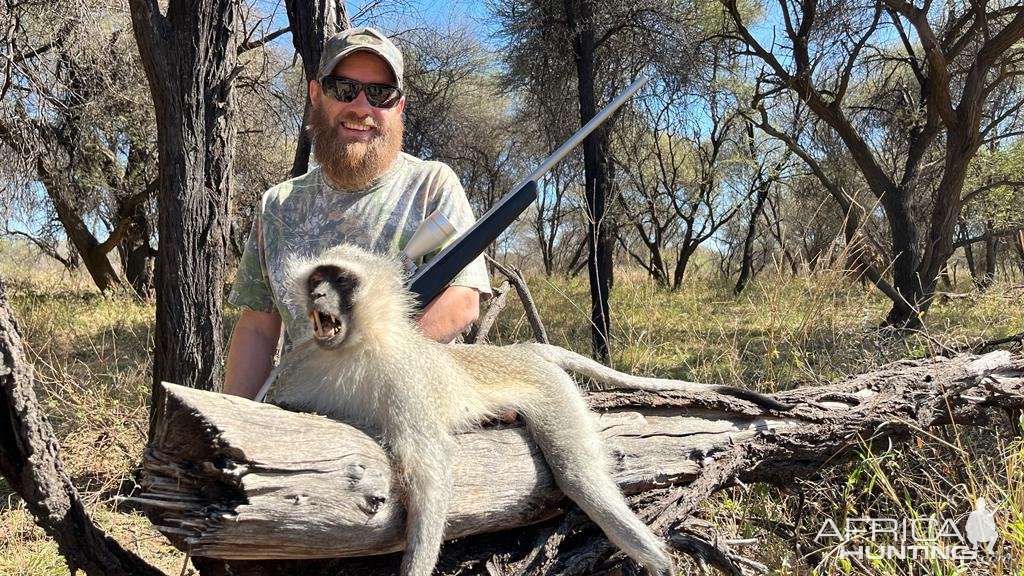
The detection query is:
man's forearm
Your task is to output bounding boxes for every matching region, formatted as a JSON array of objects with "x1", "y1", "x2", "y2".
[
  {"x1": 417, "y1": 285, "x2": 480, "y2": 343},
  {"x1": 224, "y1": 311, "x2": 282, "y2": 399}
]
